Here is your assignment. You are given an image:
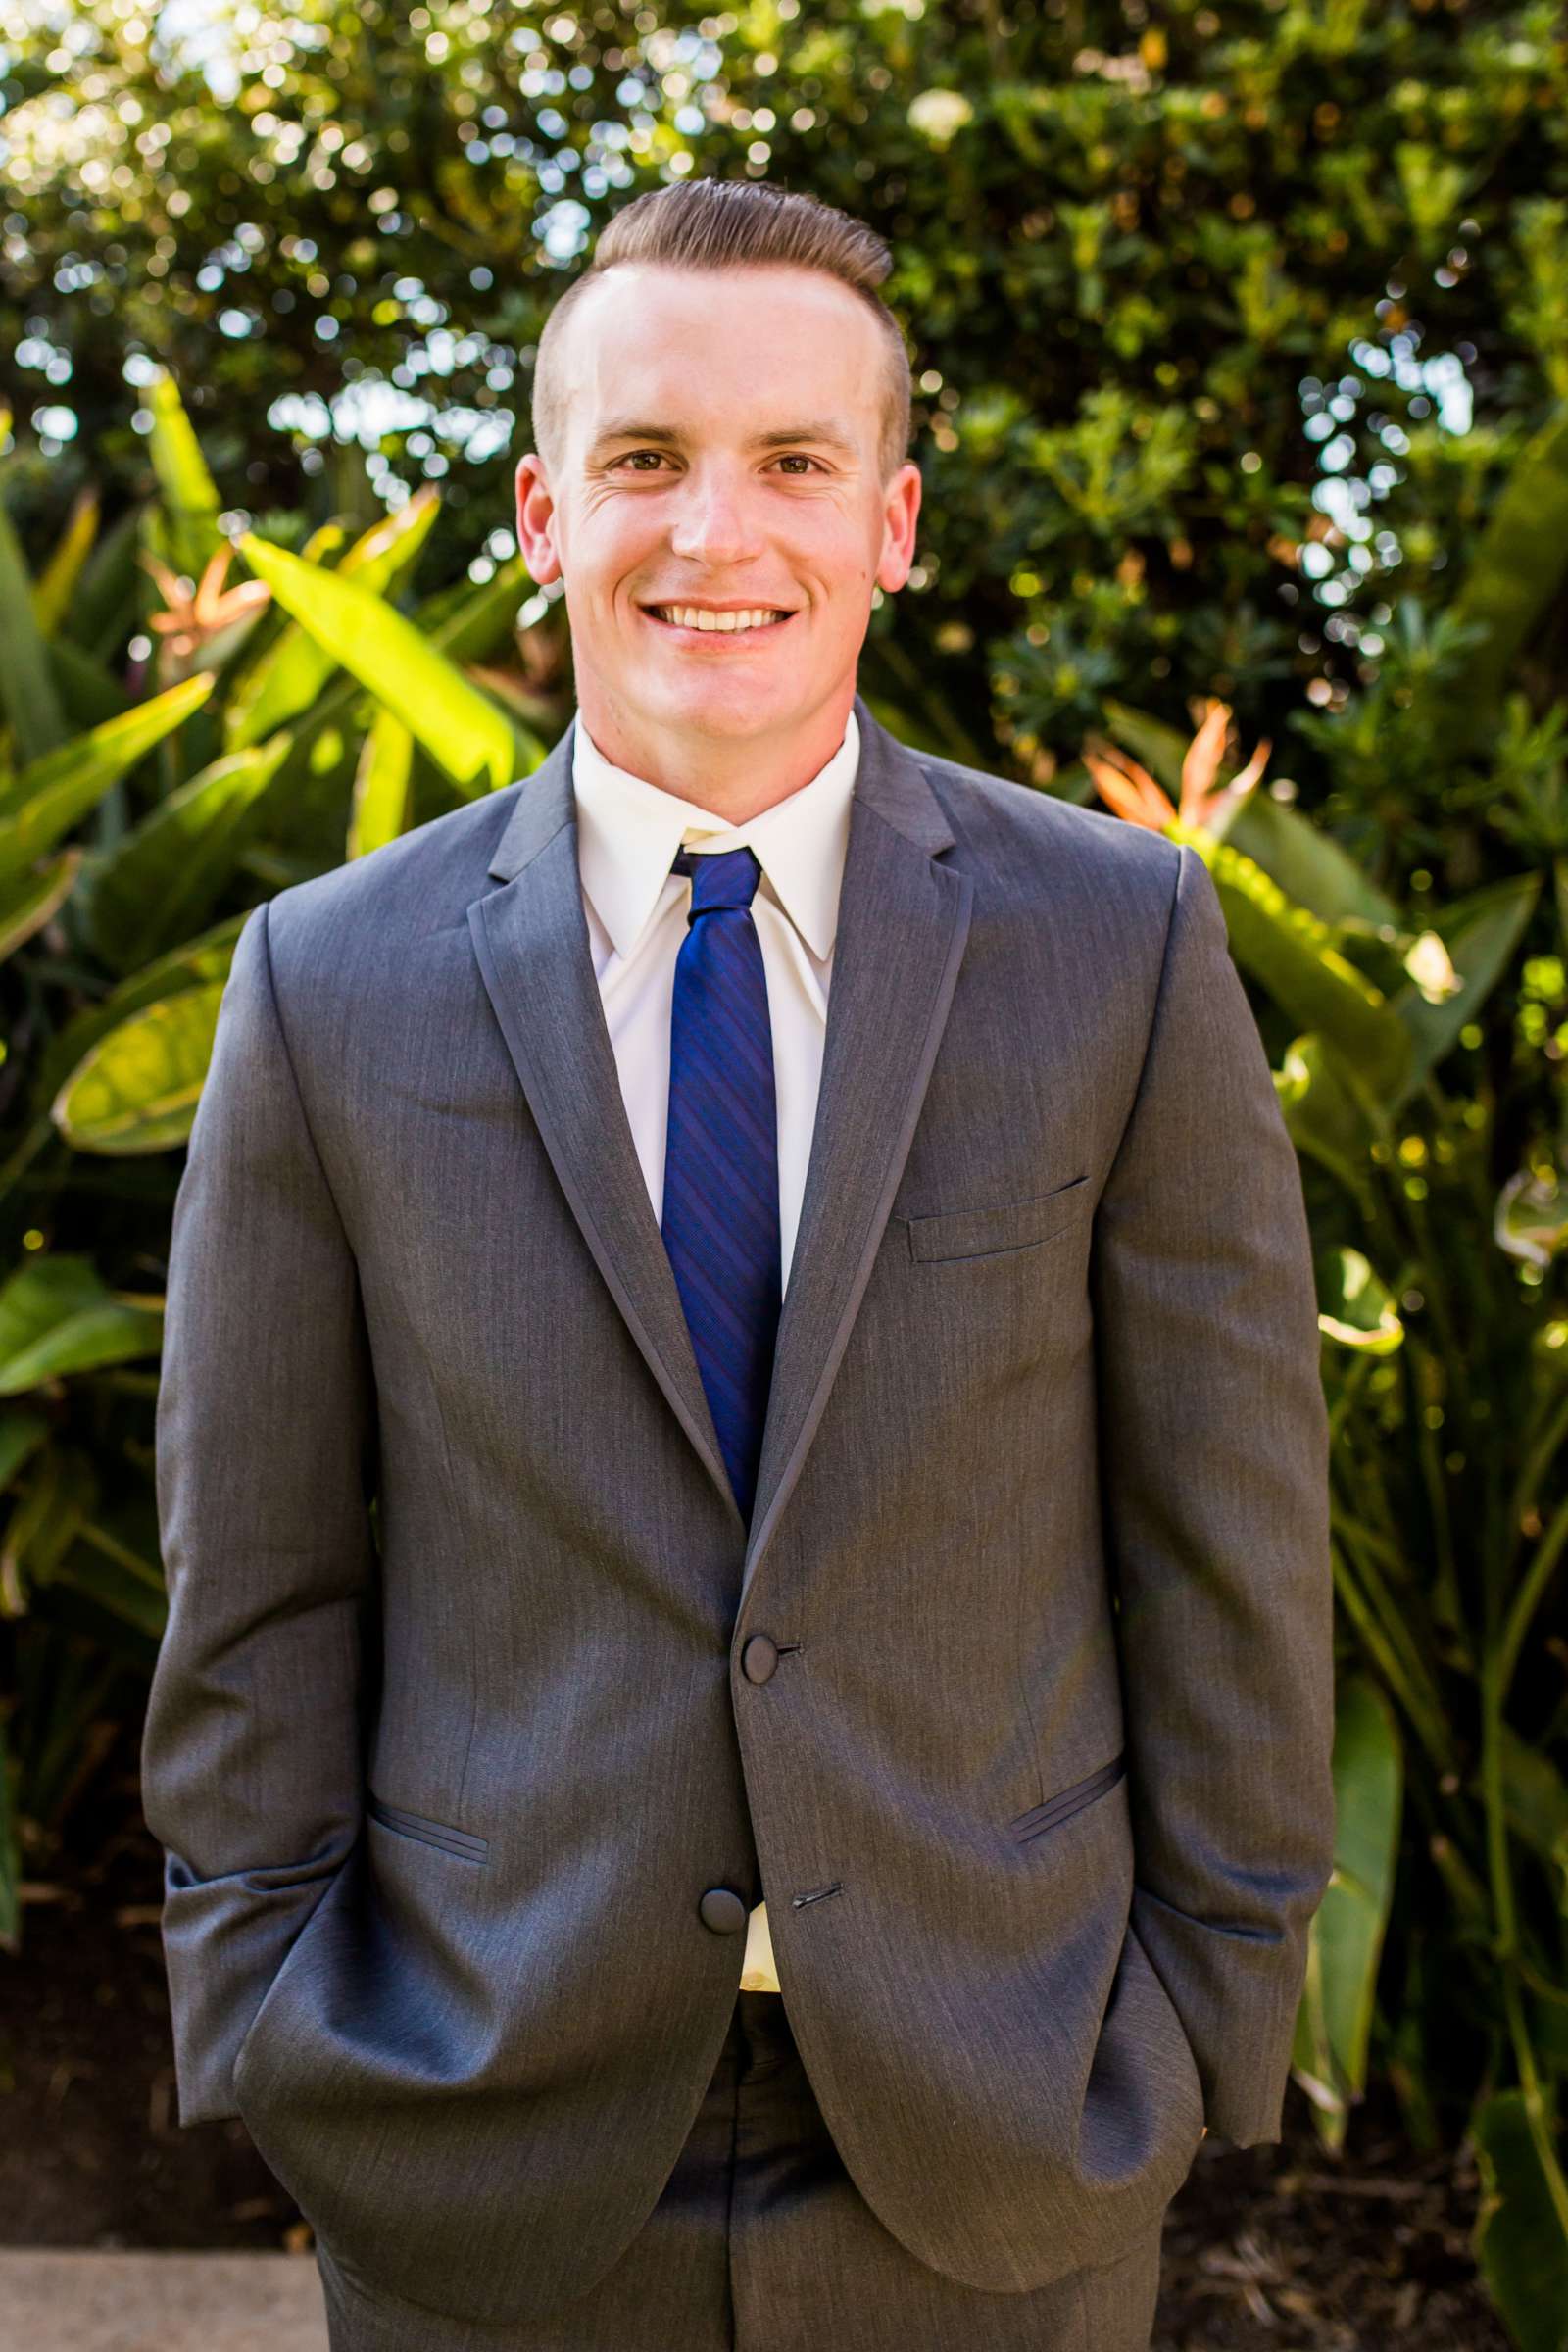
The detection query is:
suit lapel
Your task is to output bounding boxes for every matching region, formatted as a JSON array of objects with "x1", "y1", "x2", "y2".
[
  {"x1": 467, "y1": 694, "x2": 974, "y2": 1602},
  {"x1": 738, "y1": 707, "x2": 971, "y2": 1605},
  {"x1": 468, "y1": 715, "x2": 741, "y2": 1527}
]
